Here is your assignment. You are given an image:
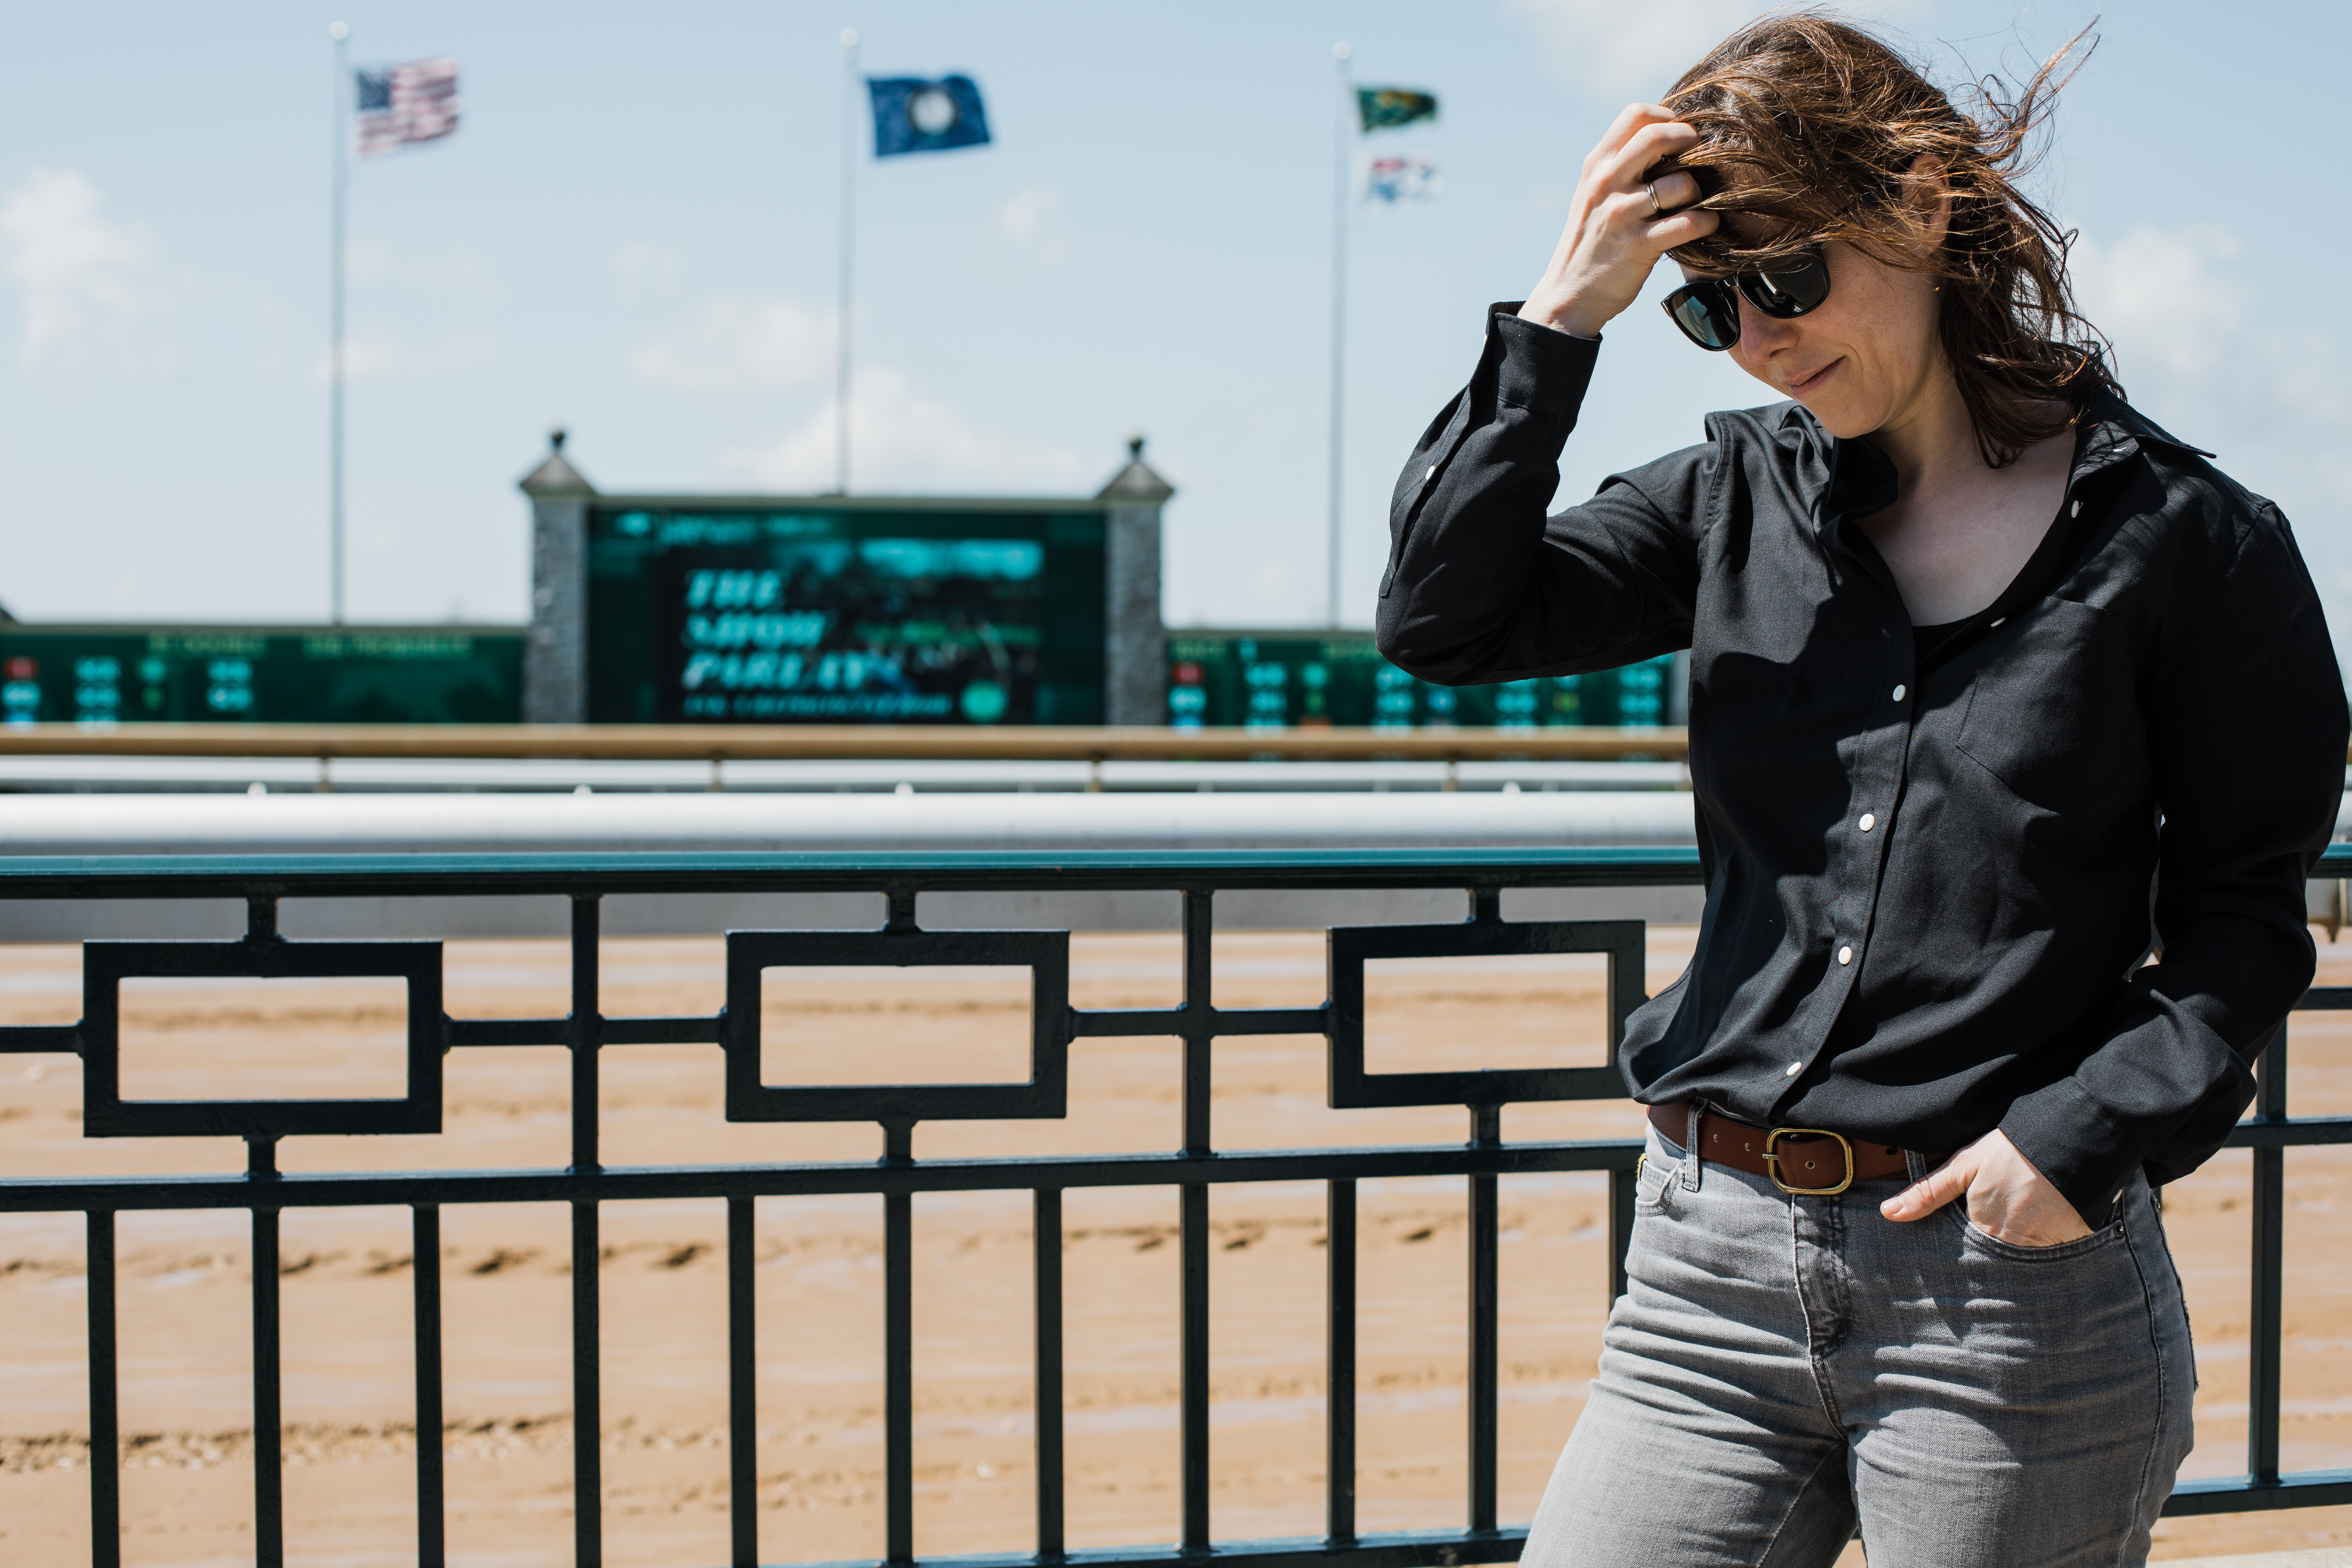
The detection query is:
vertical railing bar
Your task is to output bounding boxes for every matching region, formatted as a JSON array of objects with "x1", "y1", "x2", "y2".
[
  {"x1": 570, "y1": 894, "x2": 601, "y2": 1174},
  {"x1": 1467, "y1": 1106, "x2": 1500, "y2": 1535},
  {"x1": 569, "y1": 894, "x2": 603, "y2": 1568},
  {"x1": 1608, "y1": 1164, "x2": 1636, "y2": 1304},
  {"x1": 2249, "y1": 1023, "x2": 2287, "y2": 1485},
  {"x1": 883, "y1": 1119, "x2": 915, "y2": 1565},
  {"x1": 250, "y1": 1138, "x2": 284, "y2": 1568},
  {"x1": 1178, "y1": 887, "x2": 1213, "y2": 1552},
  {"x1": 1034, "y1": 1186, "x2": 1065, "y2": 1561},
  {"x1": 1325, "y1": 1177, "x2": 1356, "y2": 1545},
  {"x1": 1180, "y1": 887, "x2": 1213, "y2": 1154},
  {"x1": 570, "y1": 1200, "x2": 603, "y2": 1568},
  {"x1": 414, "y1": 1204, "x2": 445, "y2": 1568},
  {"x1": 86, "y1": 1209, "x2": 120, "y2": 1568},
  {"x1": 728, "y1": 1196, "x2": 758, "y2": 1568},
  {"x1": 1180, "y1": 1183, "x2": 1210, "y2": 1552}
]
